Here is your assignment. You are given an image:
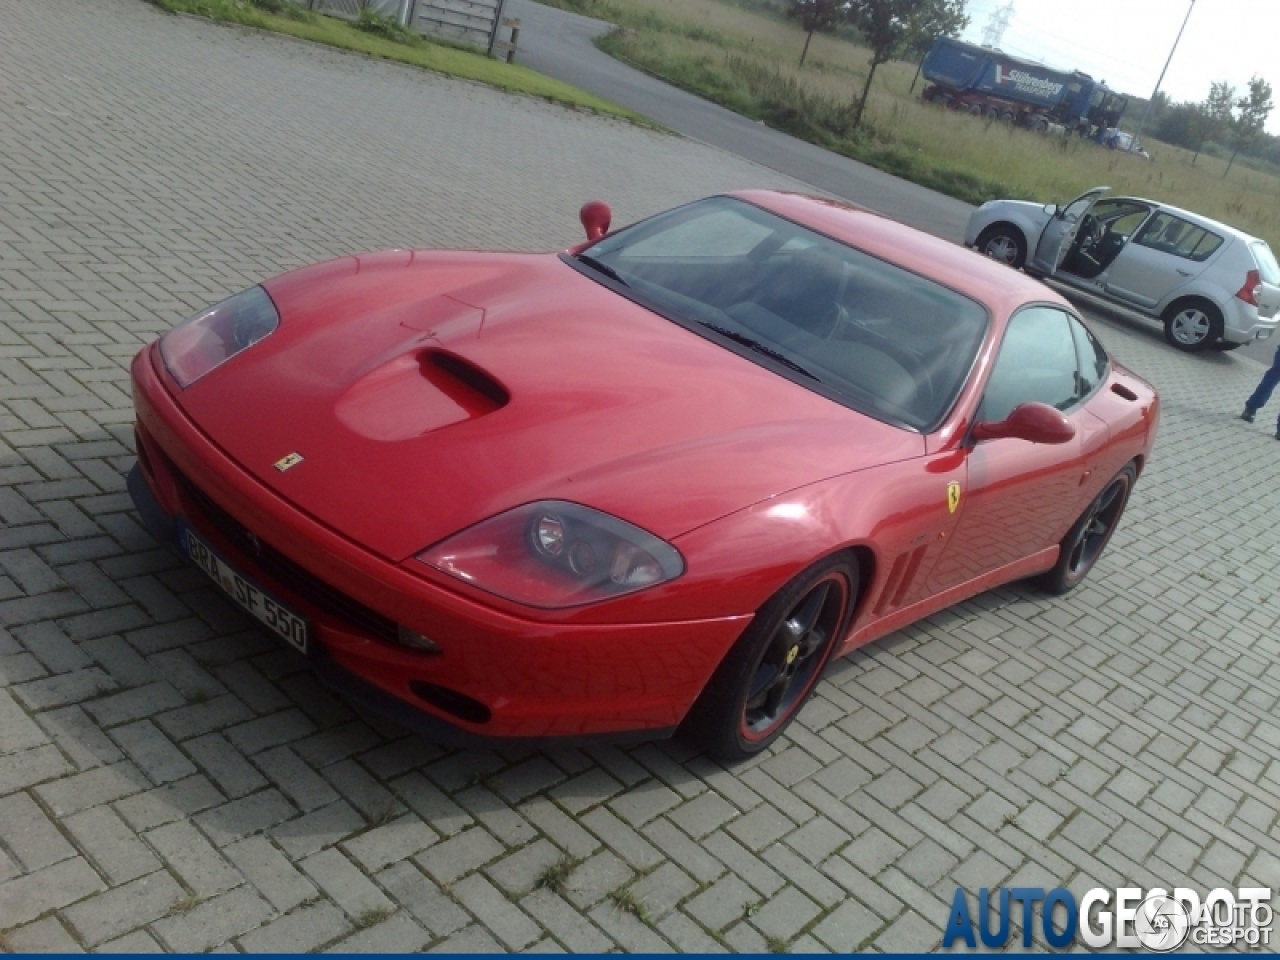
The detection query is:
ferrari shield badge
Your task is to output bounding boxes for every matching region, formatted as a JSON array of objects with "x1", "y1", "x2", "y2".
[
  {"x1": 273, "y1": 452, "x2": 304, "y2": 473},
  {"x1": 946, "y1": 481, "x2": 961, "y2": 514}
]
